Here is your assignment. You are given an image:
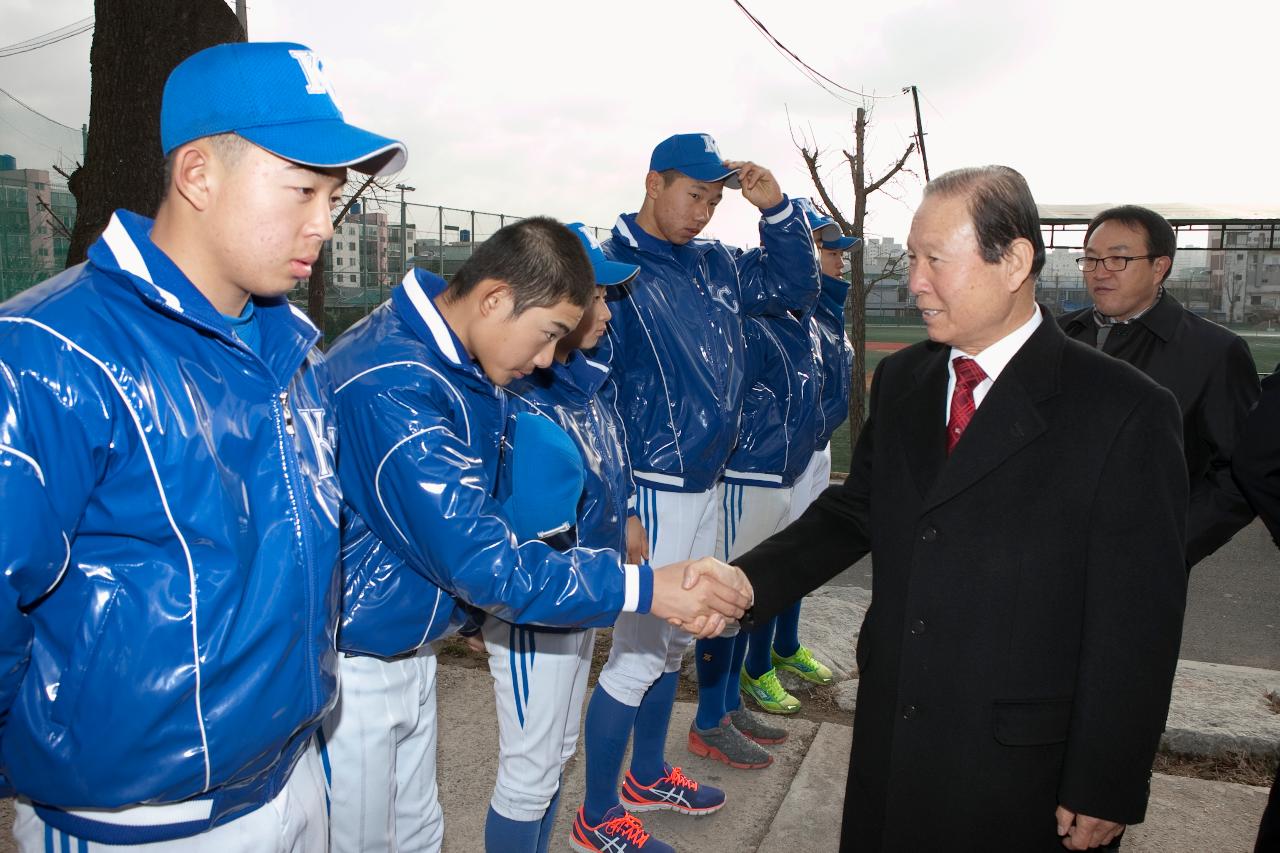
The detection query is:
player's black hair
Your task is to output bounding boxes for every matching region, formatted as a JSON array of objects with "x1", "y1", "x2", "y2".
[
  {"x1": 1084, "y1": 205, "x2": 1177, "y2": 284},
  {"x1": 162, "y1": 132, "x2": 249, "y2": 189},
  {"x1": 444, "y1": 217, "x2": 594, "y2": 313},
  {"x1": 925, "y1": 165, "x2": 1046, "y2": 279}
]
